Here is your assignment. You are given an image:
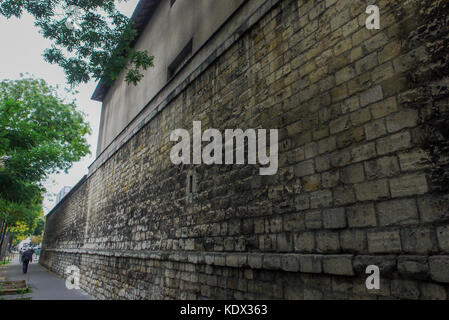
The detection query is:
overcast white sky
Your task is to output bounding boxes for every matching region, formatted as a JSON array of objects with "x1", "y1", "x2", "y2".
[{"x1": 0, "y1": 0, "x2": 139, "y2": 214}]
